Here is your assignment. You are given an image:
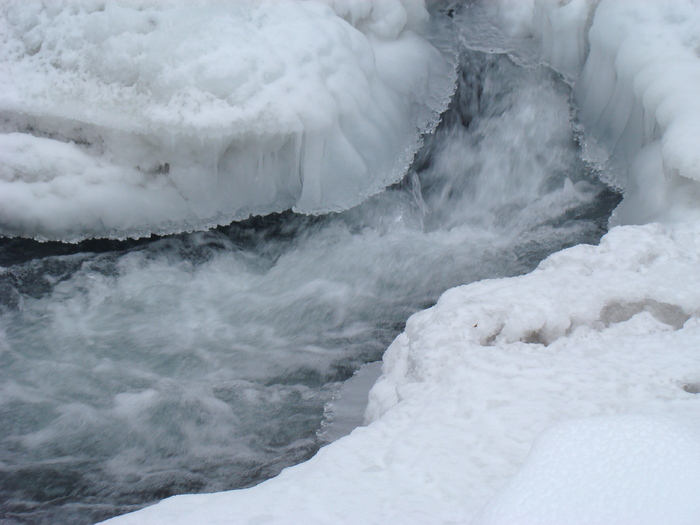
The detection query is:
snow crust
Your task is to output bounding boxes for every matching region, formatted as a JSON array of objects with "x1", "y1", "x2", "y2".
[
  {"x1": 0, "y1": 0, "x2": 454, "y2": 241},
  {"x1": 473, "y1": 415, "x2": 700, "y2": 525},
  {"x1": 97, "y1": 1, "x2": 700, "y2": 523}
]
